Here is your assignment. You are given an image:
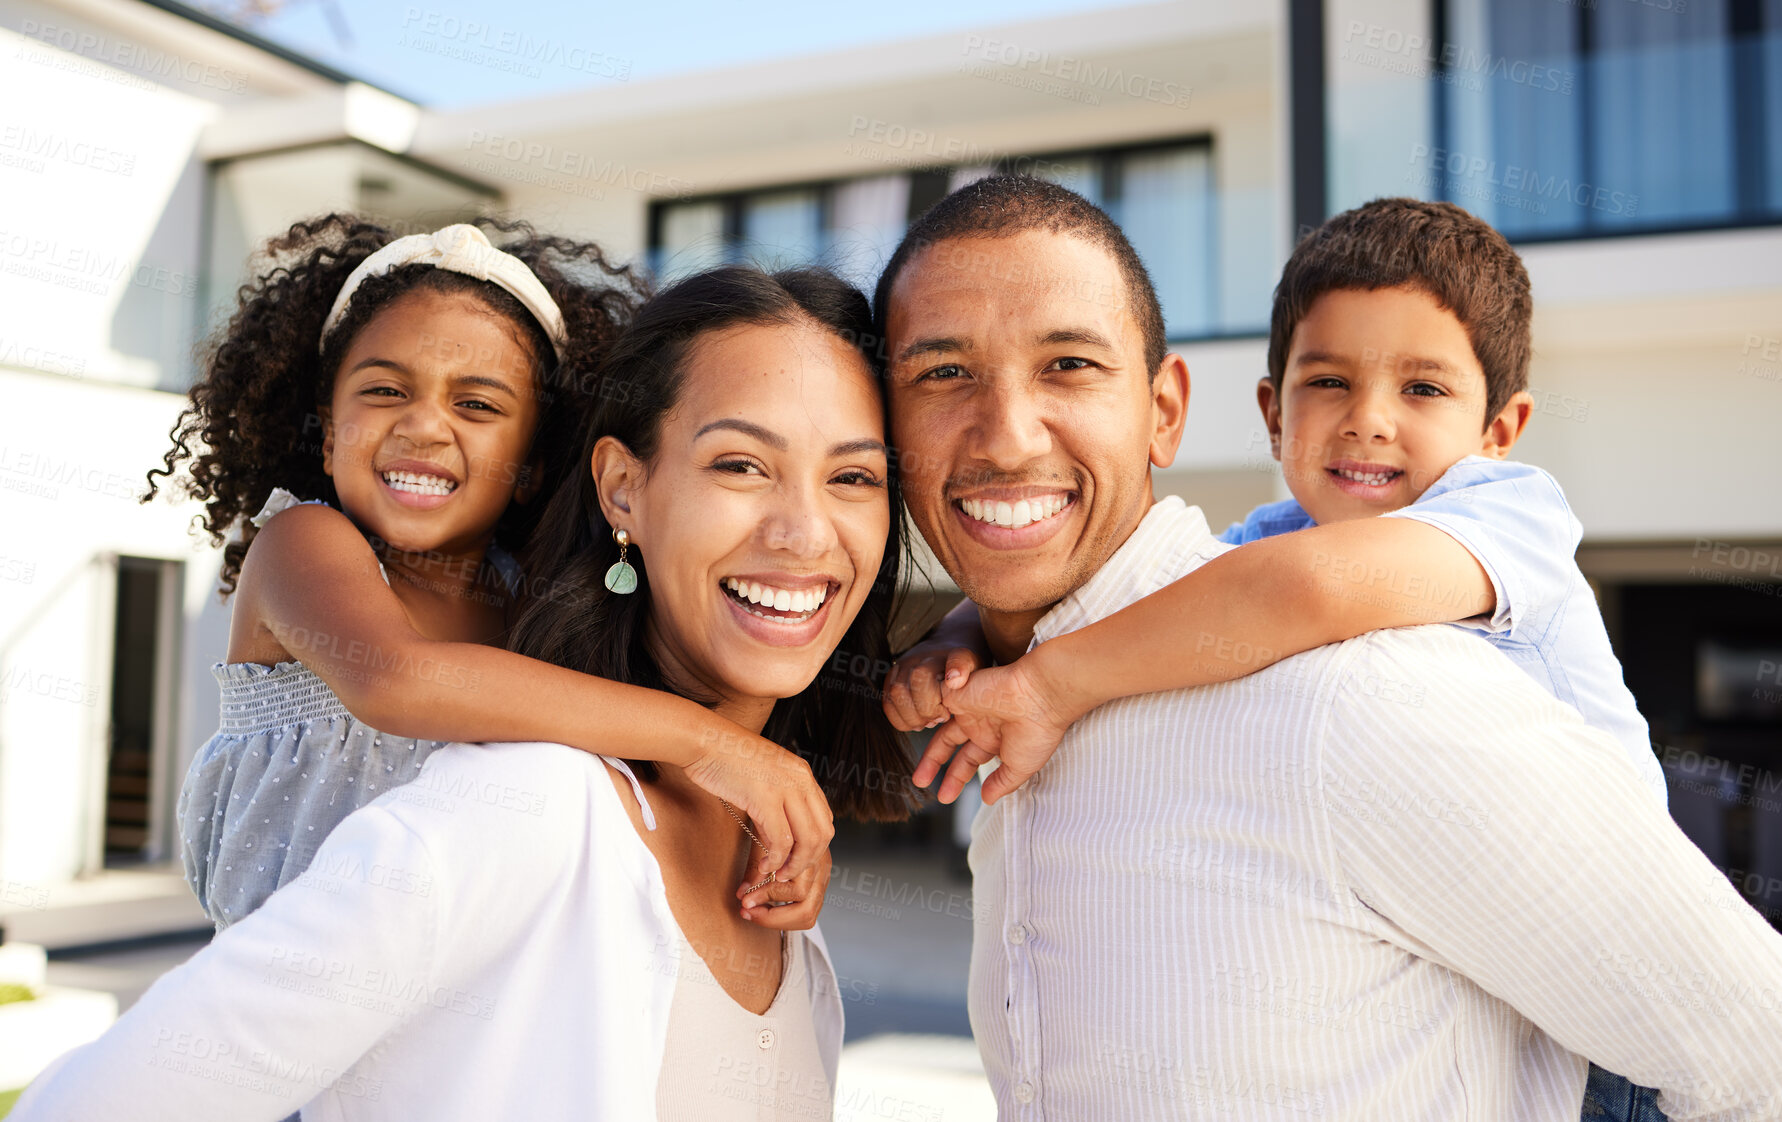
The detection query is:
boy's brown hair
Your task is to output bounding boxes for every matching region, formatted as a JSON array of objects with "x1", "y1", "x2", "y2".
[{"x1": 1266, "y1": 198, "x2": 1531, "y2": 425}]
